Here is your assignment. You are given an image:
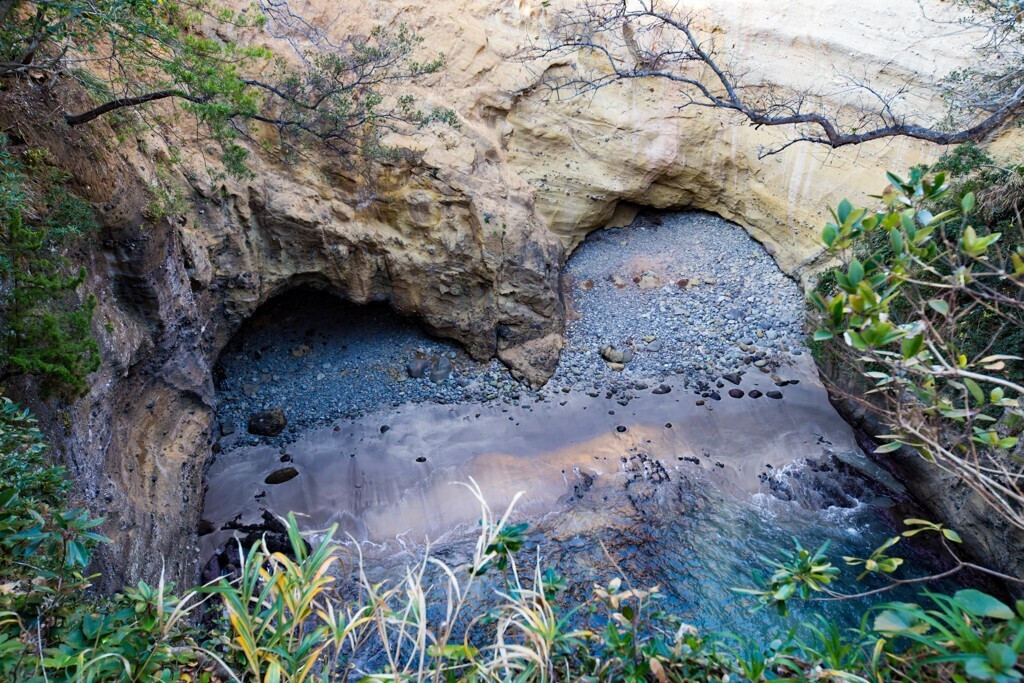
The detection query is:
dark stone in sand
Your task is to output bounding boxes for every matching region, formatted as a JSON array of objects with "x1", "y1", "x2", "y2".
[
  {"x1": 616, "y1": 425, "x2": 627, "y2": 433},
  {"x1": 415, "y1": 456, "x2": 427, "y2": 463},
  {"x1": 749, "y1": 390, "x2": 762, "y2": 399},
  {"x1": 220, "y1": 420, "x2": 236, "y2": 436},
  {"x1": 722, "y1": 372, "x2": 742, "y2": 385},
  {"x1": 665, "y1": 423, "x2": 673, "y2": 428},
  {"x1": 279, "y1": 454, "x2": 292, "y2": 462},
  {"x1": 380, "y1": 425, "x2": 390, "y2": 433},
  {"x1": 652, "y1": 384, "x2": 671, "y2": 395},
  {"x1": 197, "y1": 519, "x2": 215, "y2": 536},
  {"x1": 767, "y1": 390, "x2": 783, "y2": 399},
  {"x1": 728, "y1": 389, "x2": 744, "y2": 399},
  {"x1": 695, "y1": 400, "x2": 705, "y2": 406},
  {"x1": 264, "y1": 467, "x2": 299, "y2": 485},
  {"x1": 248, "y1": 407, "x2": 287, "y2": 436},
  {"x1": 710, "y1": 392, "x2": 721, "y2": 401}
]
